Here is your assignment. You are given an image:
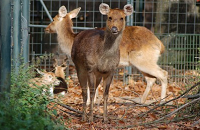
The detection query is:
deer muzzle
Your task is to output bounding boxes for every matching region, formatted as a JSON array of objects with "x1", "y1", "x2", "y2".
[{"x1": 111, "y1": 26, "x2": 118, "y2": 34}]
